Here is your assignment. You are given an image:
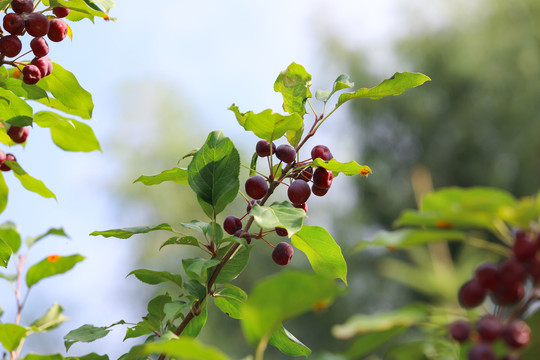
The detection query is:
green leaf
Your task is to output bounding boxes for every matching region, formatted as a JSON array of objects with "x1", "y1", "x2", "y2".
[
  {"x1": 24, "y1": 354, "x2": 64, "y2": 360},
  {"x1": 269, "y1": 326, "x2": 311, "y2": 358},
  {"x1": 0, "y1": 238, "x2": 11, "y2": 268},
  {"x1": 395, "y1": 210, "x2": 500, "y2": 234},
  {"x1": 332, "y1": 304, "x2": 429, "y2": 339},
  {"x1": 0, "y1": 172, "x2": 7, "y2": 214},
  {"x1": 0, "y1": 323, "x2": 27, "y2": 351},
  {"x1": 44, "y1": 0, "x2": 110, "y2": 22},
  {"x1": 422, "y1": 187, "x2": 516, "y2": 214},
  {"x1": 315, "y1": 74, "x2": 354, "y2": 103},
  {"x1": 35, "y1": 63, "x2": 93, "y2": 118},
  {"x1": 182, "y1": 306, "x2": 207, "y2": 338},
  {"x1": 312, "y1": 158, "x2": 372, "y2": 177},
  {"x1": 159, "y1": 236, "x2": 199, "y2": 250},
  {"x1": 188, "y1": 131, "x2": 240, "y2": 219},
  {"x1": 184, "y1": 279, "x2": 206, "y2": 300},
  {"x1": 250, "y1": 201, "x2": 307, "y2": 235},
  {"x1": 26, "y1": 254, "x2": 85, "y2": 288},
  {"x1": 0, "y1": 65, "x2": 8, "y2": 81},
  {"x1": 163, "y1": 301, "x2": 190, "y2": 322},
  {"x1": 124, "y1": 337, "x2": 232, "y2": 360},
  {"x1": 182, "y1": 257, "x2": 220, "y2": 282},
  {"x1": 291, "y1": 225, "x2": 348, "y2": 285},
  {"x1": 0, "y1": 221, "x2": 21, "y2": 253},
  {"x1": 180, "y1": 220, "x2": 222, "y2": 242},
  {"x1": 214, "y1": 284, "x2": 247, "y2": 319},
  {"x1": 147, "y1": 294, "x2": 171, "y2": 324},
  {"x1": 0, "y1": 87, "x2": 33, "y2": 126},
  {"x1": 0, "y1": 272, "x2": 16, "y2": 282},
  {"x1": 338, "y1": 72, "x2": 431, "y2": 104},
  {"x1": 26, "y1": 227, "x2": 69, "y2": 248},
  {"x1": 6, "y1": 160, "x2": 56, "y2": 200},
  {"x1": 31, "y1": 303, "x2": 68, "y2": 332},
  {"x1": 228, "y1": 106, "x2": 303, "y2": 145},
  {"x1": 241, "y1": 270, "x2": 345, "y2": 344},
  {"x1": 134, "y1": 167, "x2": 188, "y2": 186},
  {"x1": 66, "y1": 353, "x2": 109, "y2": 360},
  {"x1": 90, "y1": 223, "x2": 174, "y2": 239},
  {"x1": 33, "y1": 111, "x2": 101, "y2": 152},
  {"x1": 273, "y1": 62, "x2": 312, "y2": 117},
  {"x1": 353, "y1": 229, "x2": 467, "y2": 252},
  {"x1": 343, "y1": 327, "x2": 407, "y2": 359},
  {"x1": 249, "y1": 152, "x2": 258, "y2": 177},
  {"x1": 127, "y1": 269, "x2": 183, "y2": 288},
  {"x1": 64, "y1": 324, "x2": 111, "y2": 352},
  {"x1": 215, "y1": 245, "x2": 251, "y2": 283}
]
